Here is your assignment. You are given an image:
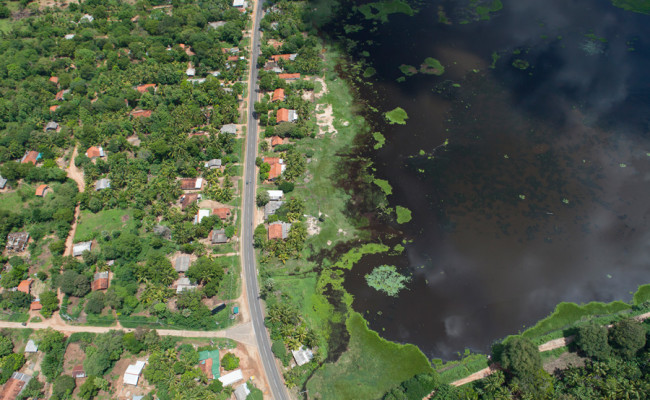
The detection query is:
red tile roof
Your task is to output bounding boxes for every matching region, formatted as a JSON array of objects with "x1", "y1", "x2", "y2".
[
  {"x1": 29, "y1": 301, "x2": 42, "y2": 311},
  {"x1": 268, "y1": 39, "x2": 283, "y2": 49},
  {"x1": 213, "y1": 208, "x2": 231, "y2": 220},
  {"x1": 130, "y1": 109, "x2": 152, "y2": 118},
  {"x1": 272, "y1": 88, "x2": 285, "y2": 102},
  {"x1": 49, "y1": 105, "x2": 60, "y2": 112},
  {"x1": 262, "y1": 157, "x2": 280, "y2": 165},
  {"x1": 278, "y1": 73, "x2": 300, "y2": 80},
  {"x1": 199, "y1": 358, "x2": 213, "y2": 380},
  {"x1": 271, "y1": 54, "x2": 293, "y2": 62},
  {"x1": 49, "y1": 76, "x2": 59, "y2": 84},
  {"x1": 21, "y1": 151, "x2": 39, "y2": 165},
  {"x1": 17, "y1": 279, "x2": 32, "y2": 294},
  {"x1": 179, "y1": 44, "x2": 195, "y2": 56},
  {"x1": 180, "y1": 178, "x2": 201, "y2": 190},
  {"x1": 35, "y1": 184, "x2": 49, "y2": 197},
  {"x1": 268, "y1": 224, "x2": 283, "y2": 240},
  {"x1": 227, "y1": 55, "x2": 239, "y2": 61},
  {"x1": 55, "y1": 90, "x2": 66, "y2": 100},
  {"x1": 0, "y1": 376, "x2": 26, "y2": 400},
  {"x1": 277, "y1": 108, "x2": 289, "y2": 123},
  {"x1": 136, "y1": 84, "x2": 157, "y2": 93},
  {"x1": 271, "y1": 136, "x2": 283, "y2": 147},
  {"x1": 269, "y1": 163, "x2": 283, "y2": 180},
  {"x1": 91, "y1": 278, "x2": 109, "y2": 291},
  {"x1": 180, "y1": 193, "x2": 199, "y2": 210},
  {"x1": 85, "y1": 146, "x2": 102, "y2": 158}
]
